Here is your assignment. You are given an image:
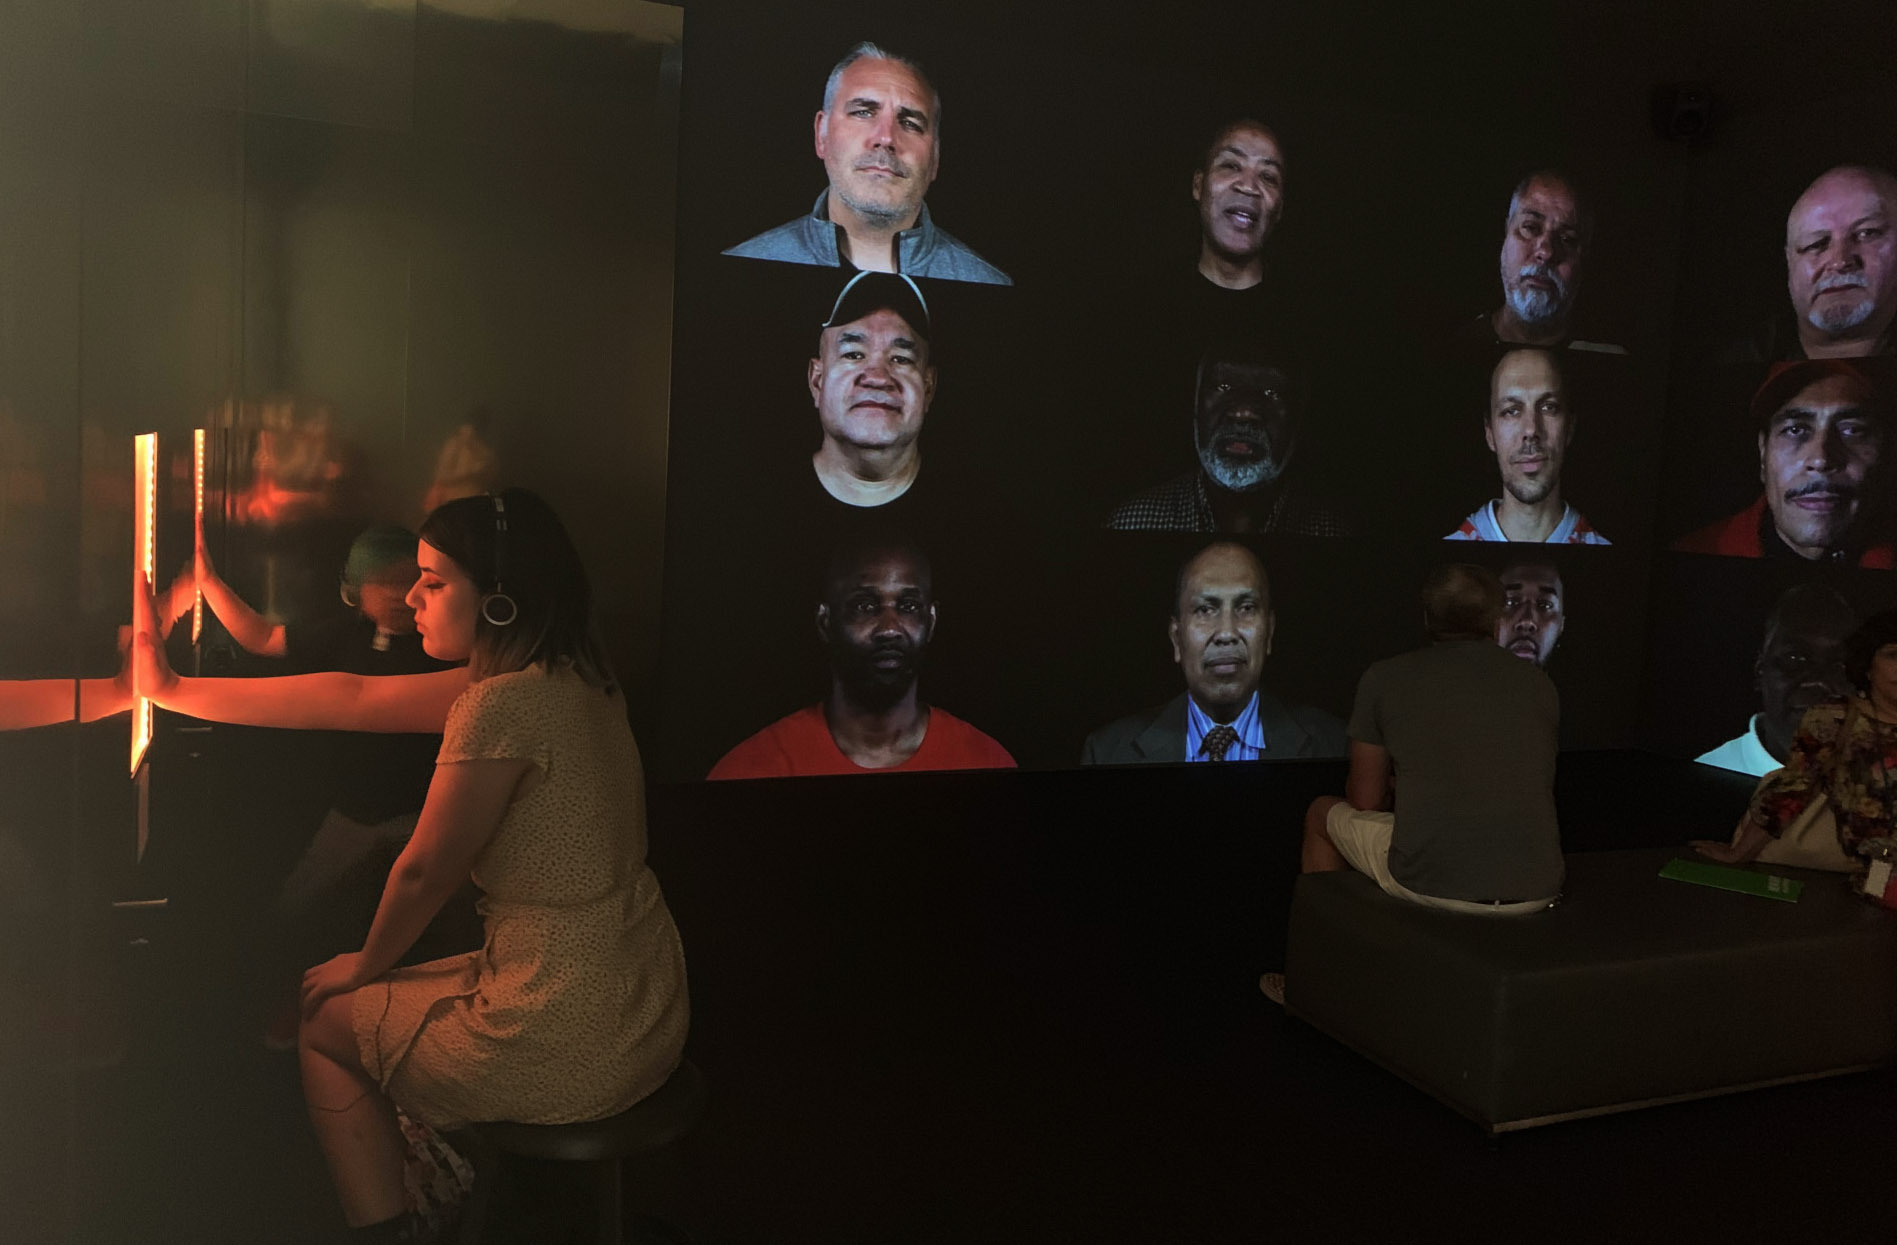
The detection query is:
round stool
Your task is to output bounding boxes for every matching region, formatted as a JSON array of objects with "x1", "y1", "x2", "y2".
[{"x1": 454, "y1": 1059, "x2": 707, "y2": 1244}]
